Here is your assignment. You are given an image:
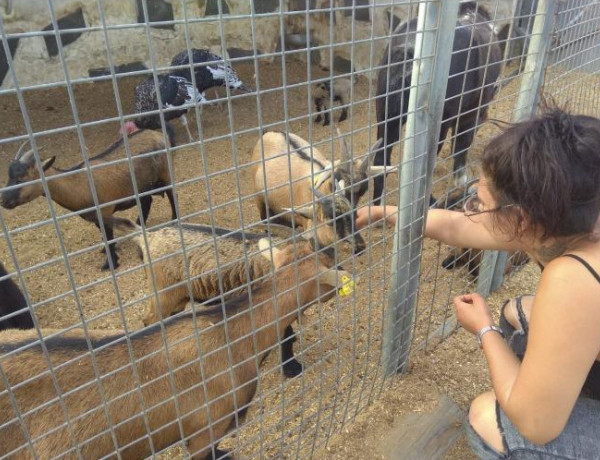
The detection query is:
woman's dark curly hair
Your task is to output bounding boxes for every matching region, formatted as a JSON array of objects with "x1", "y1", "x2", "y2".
[{"x1": 481, "y1": 107, "x2": 600, "y2": 240}]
